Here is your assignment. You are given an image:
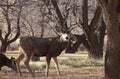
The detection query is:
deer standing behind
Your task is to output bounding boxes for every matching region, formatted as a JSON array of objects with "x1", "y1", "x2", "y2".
[
  {"x1": 0, "y1": 53, "x2": 17, "y2": 71},
  {"x1": 65, "y1": 34, "x2": 90, "y2": 53},
  {"x1": 15, "y1": 33, "x2": 77, "y2": 77}
]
